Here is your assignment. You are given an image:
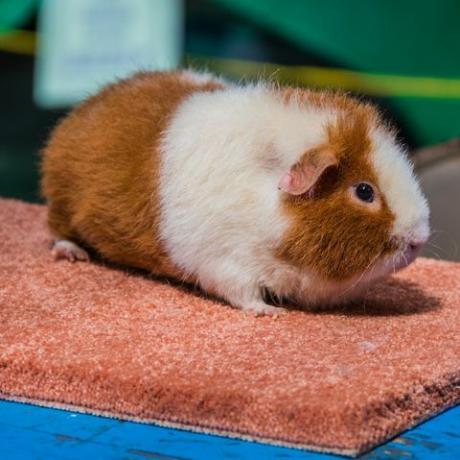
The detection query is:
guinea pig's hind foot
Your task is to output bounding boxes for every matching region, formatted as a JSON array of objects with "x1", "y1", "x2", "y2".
[
  {"x1": 51, "y1": 239, "x2": 90, "y2": 263},
  {"x1": 241, "y1": 300, "x2": 287, "y2": 317}
]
